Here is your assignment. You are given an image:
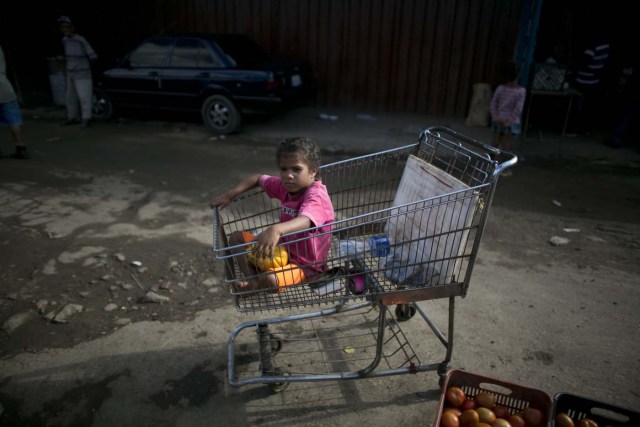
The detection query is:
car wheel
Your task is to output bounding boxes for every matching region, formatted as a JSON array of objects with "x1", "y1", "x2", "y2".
[
  {"x1": 92, "y1": 88, "x2": 113, "y2": 120},
  {"x1": 201, "y1": 95, "x2": 241, "y2": 134}
]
